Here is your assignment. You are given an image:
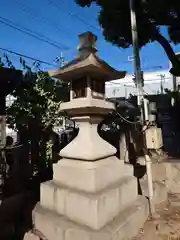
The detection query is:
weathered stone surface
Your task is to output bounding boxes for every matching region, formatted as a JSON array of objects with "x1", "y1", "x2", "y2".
[
  {"x1": 33, "y1": 196, "x2": 149, "y2": 240},
  {"x1": 23, "y1": 232, "x2": 40, "y2": 240},
  {"x1": 163, "y1": 161, "x2": 180, "y2": 194},
  {"x1": 151, "y1": 163, "x2": 167, "y2": 182},
  {"x1": 168, "y1": 193, "x2": 180, "y2": 208},
  {"x1": 59, "y1": 114, "x2": 116, "y2": 161},
  {"x1": 40, "y1": 176, "x2": 137, "y2": 230},
  {"x1": 53, "y1": 156, "x2": 133, "y2": 192},
  {"x1": 140, "y1": 179, "x2": 167, "y2": 205}
]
